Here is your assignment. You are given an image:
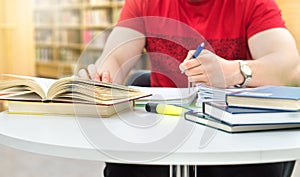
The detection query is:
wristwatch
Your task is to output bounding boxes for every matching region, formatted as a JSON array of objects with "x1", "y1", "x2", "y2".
[{"x1": 235, "y1": 60, "x2": 252, "y2": 88}]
